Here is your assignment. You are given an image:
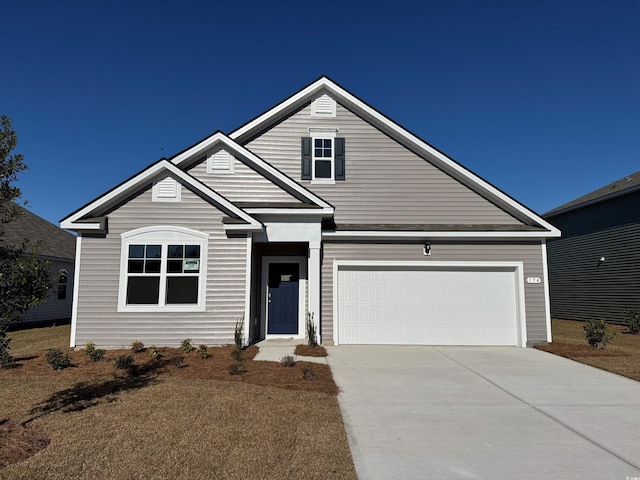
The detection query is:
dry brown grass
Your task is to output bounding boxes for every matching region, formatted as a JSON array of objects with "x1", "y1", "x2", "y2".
[
  {"x1": 295, "y1": 345, "x2": 328, "y2": 357},
  {"x1": 1, "y1": 326, "x2": 356, "y2": 479},
  {"x1": 536, "y1": 319, "x2": 640, "y2": 382}
]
